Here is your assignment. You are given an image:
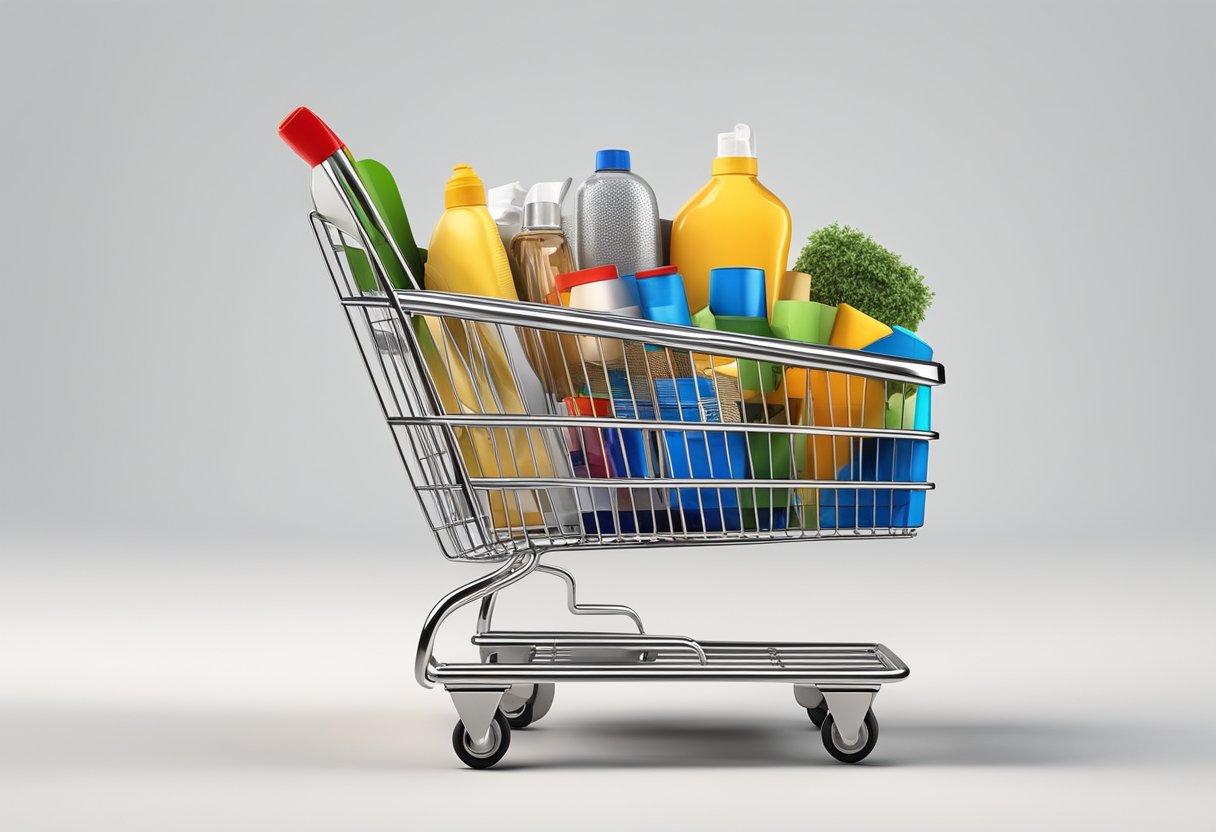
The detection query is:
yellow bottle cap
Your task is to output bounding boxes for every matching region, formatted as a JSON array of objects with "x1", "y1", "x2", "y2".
[{"x1": 444, "y1": 164, "x2": 486, "y2": 208}]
